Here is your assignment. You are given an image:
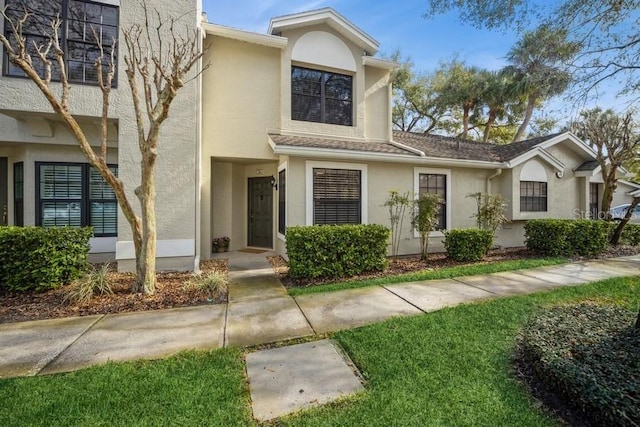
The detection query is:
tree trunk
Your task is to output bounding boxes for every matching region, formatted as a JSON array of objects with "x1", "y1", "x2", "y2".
[
  {"x1": 610, "y1": 197, "x2": 640, "y2": 245},
  {"x1": 636, "y1": 309, "x2": 640, "y2": 329},
  {"x1": 483, "y1": 111, "x2": 497, "y2": 142},
  {"x1": 133, "y1": 151, "x2": 157, "y2": 294},
  {"x1": 600, "y1": 168, "x2": 617, "y2": 219},
  {"x1": 462, "y1": 104, "x2": 471, "y2": 140},
  {"x1": 513, "y1": 94, "x2": 536, "y2": 142}
]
